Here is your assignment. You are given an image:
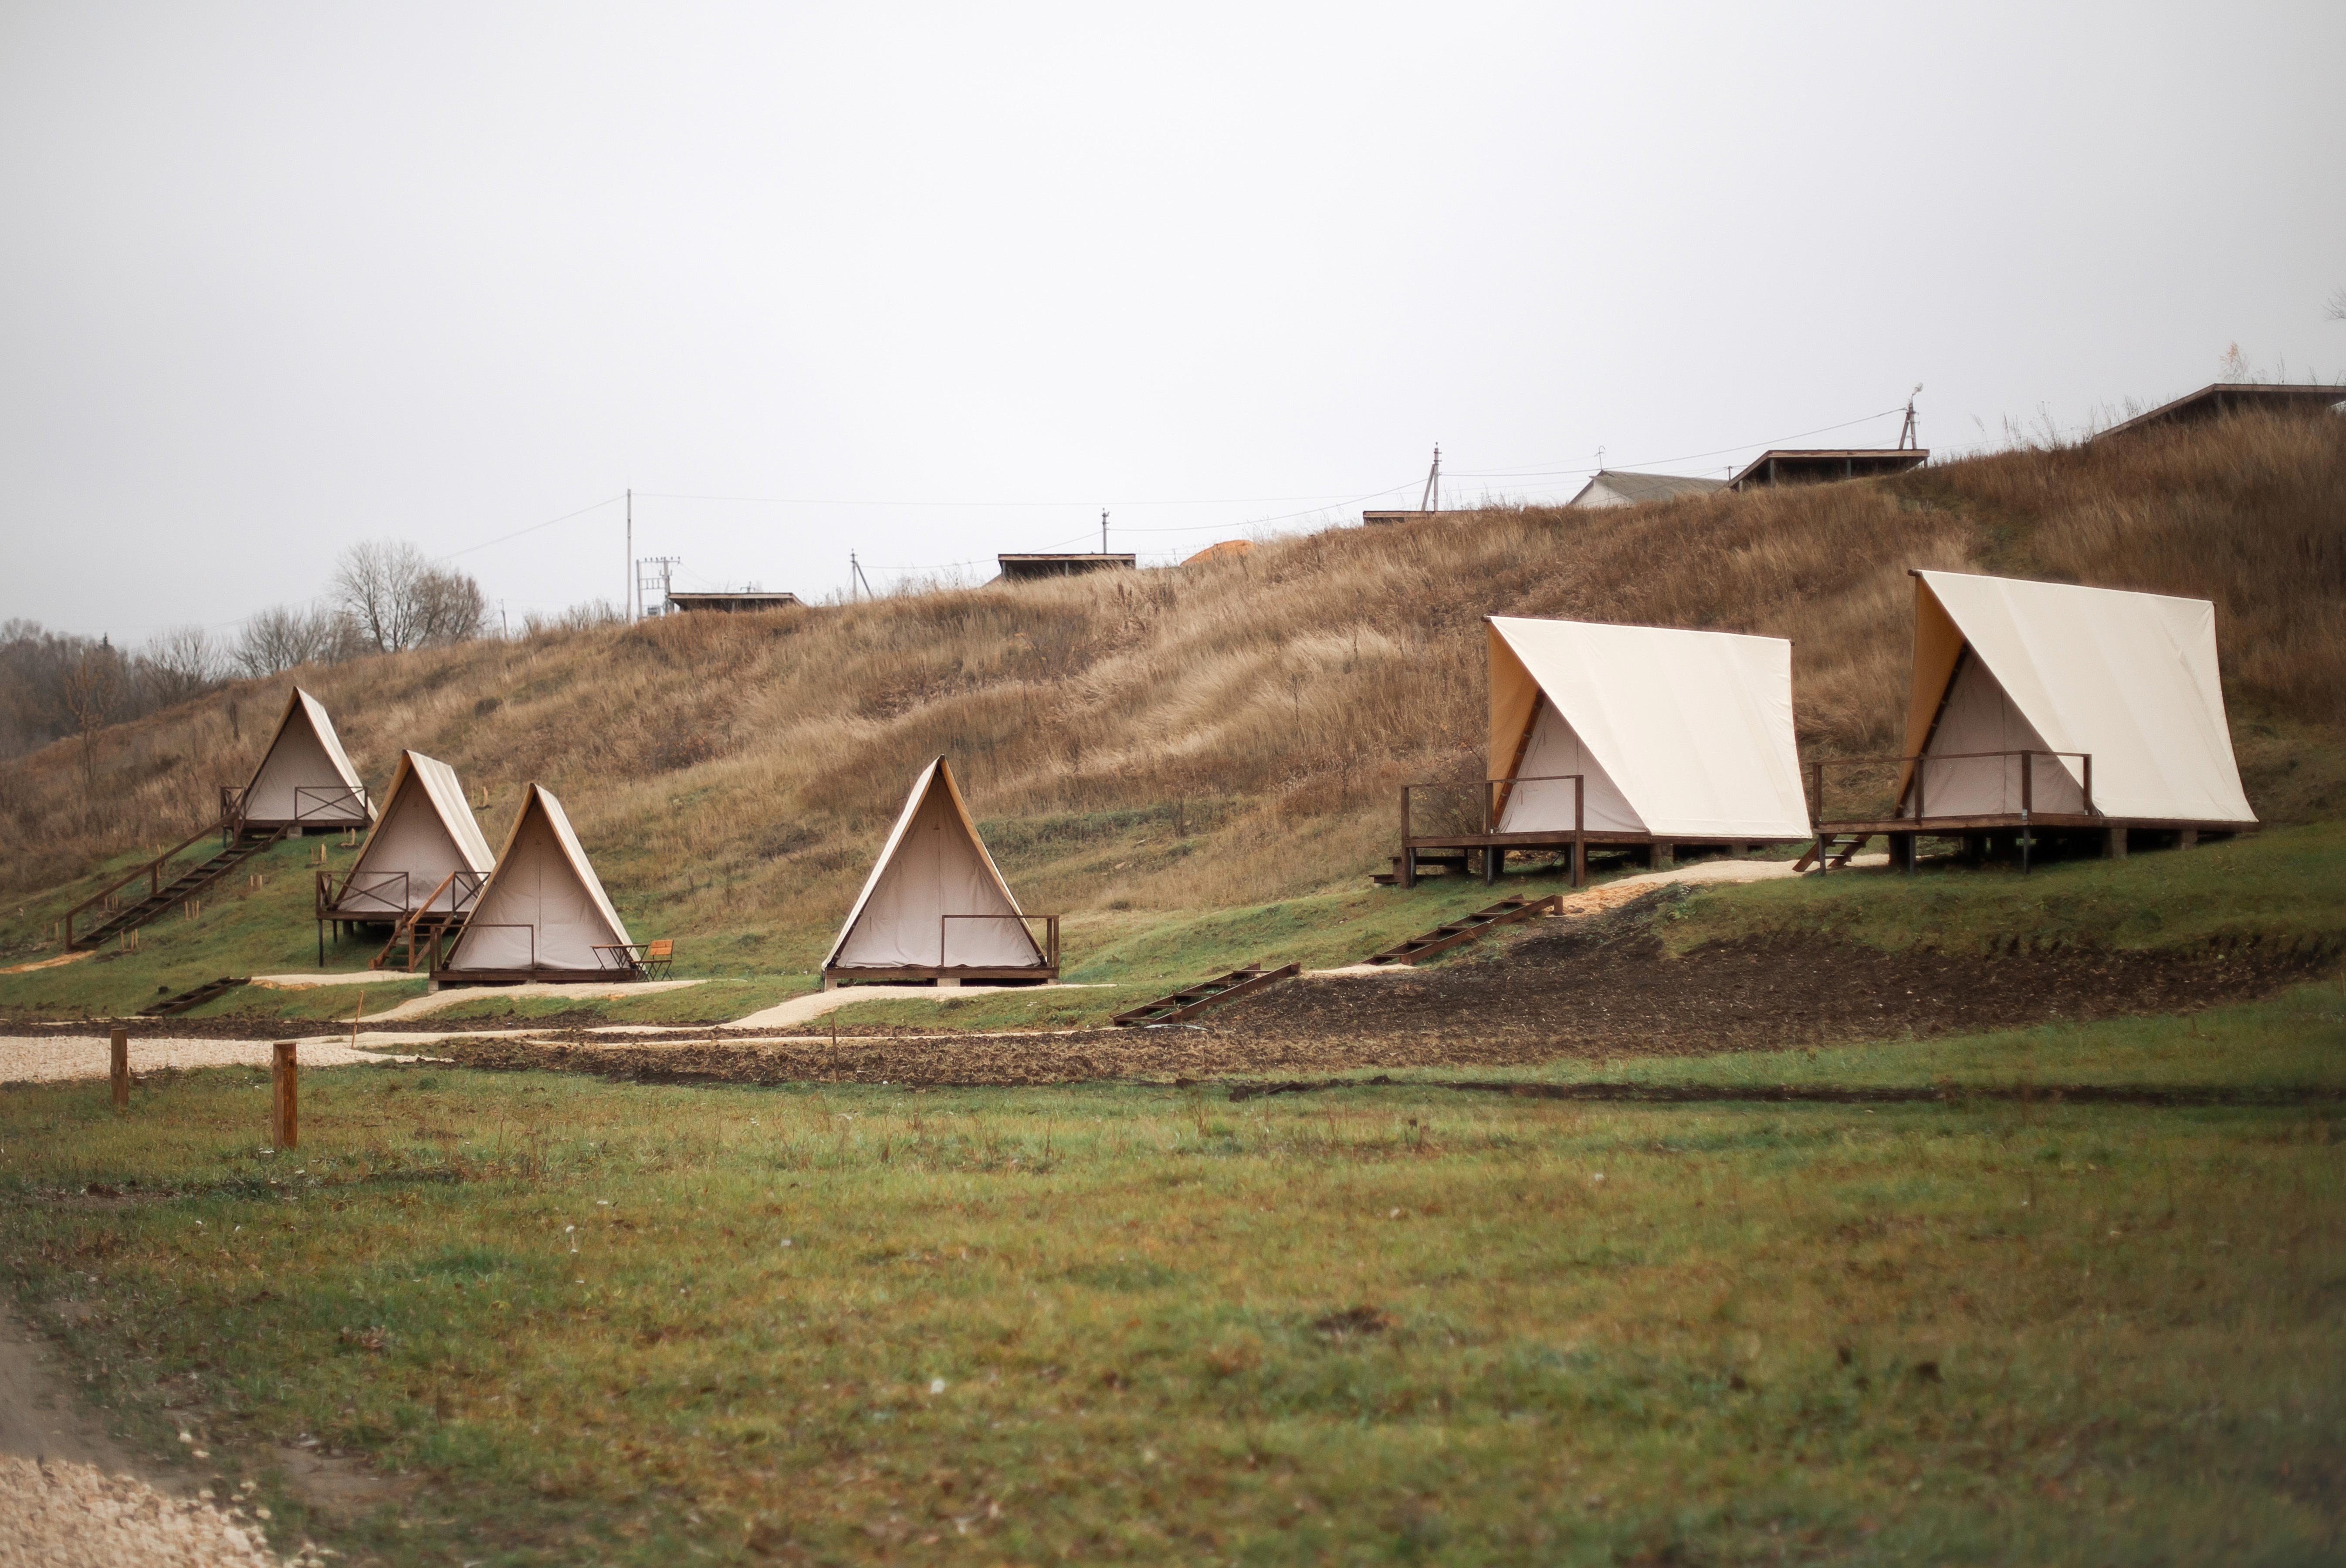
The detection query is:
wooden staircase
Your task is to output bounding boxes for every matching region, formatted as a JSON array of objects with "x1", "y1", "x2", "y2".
[
  {"x1": 1364, "y1": 893, "x2": 1561, "y2": 966},
  {"x1": 1112, "y1": 961, "x2": 1300, "y2": 1027},
  {"x1": 369, "y1": 872, "x2": 471, "y2": 972},
  {"x1": 1793, "y1": 833, "x2": 1872, "y2": 872},
  {"x1": 139, "y1": 976, "x2": 250, "y2": 1017},
  {"x1": 68, "y1": 824, "x2": 288, "y2": 950}
]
